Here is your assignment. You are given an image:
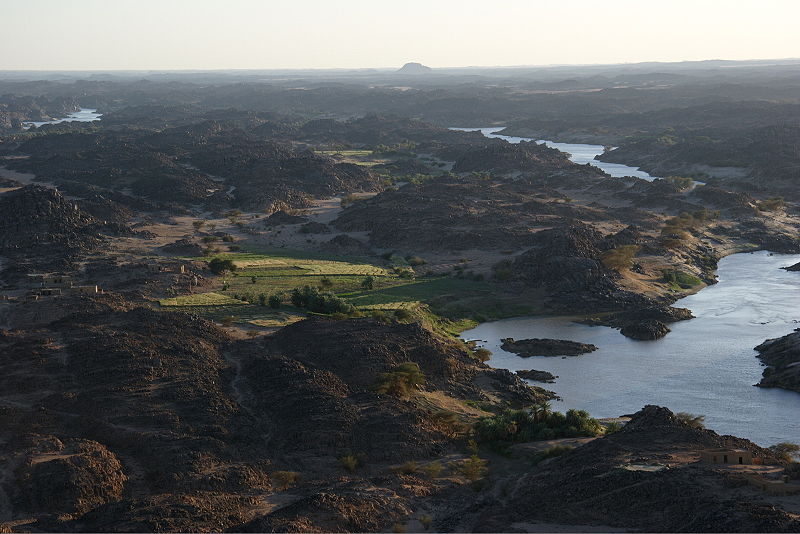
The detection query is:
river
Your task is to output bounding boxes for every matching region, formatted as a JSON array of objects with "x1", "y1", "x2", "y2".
[
  {"x1": 23, "y1": 108, "x2": 102, "y2": 129},
  {"x1": 463, "y1": 251, "x2": 800, "y2": 446},
  {"x1": 450, "y1": 126, "x2": 657, "y2": 180}
]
